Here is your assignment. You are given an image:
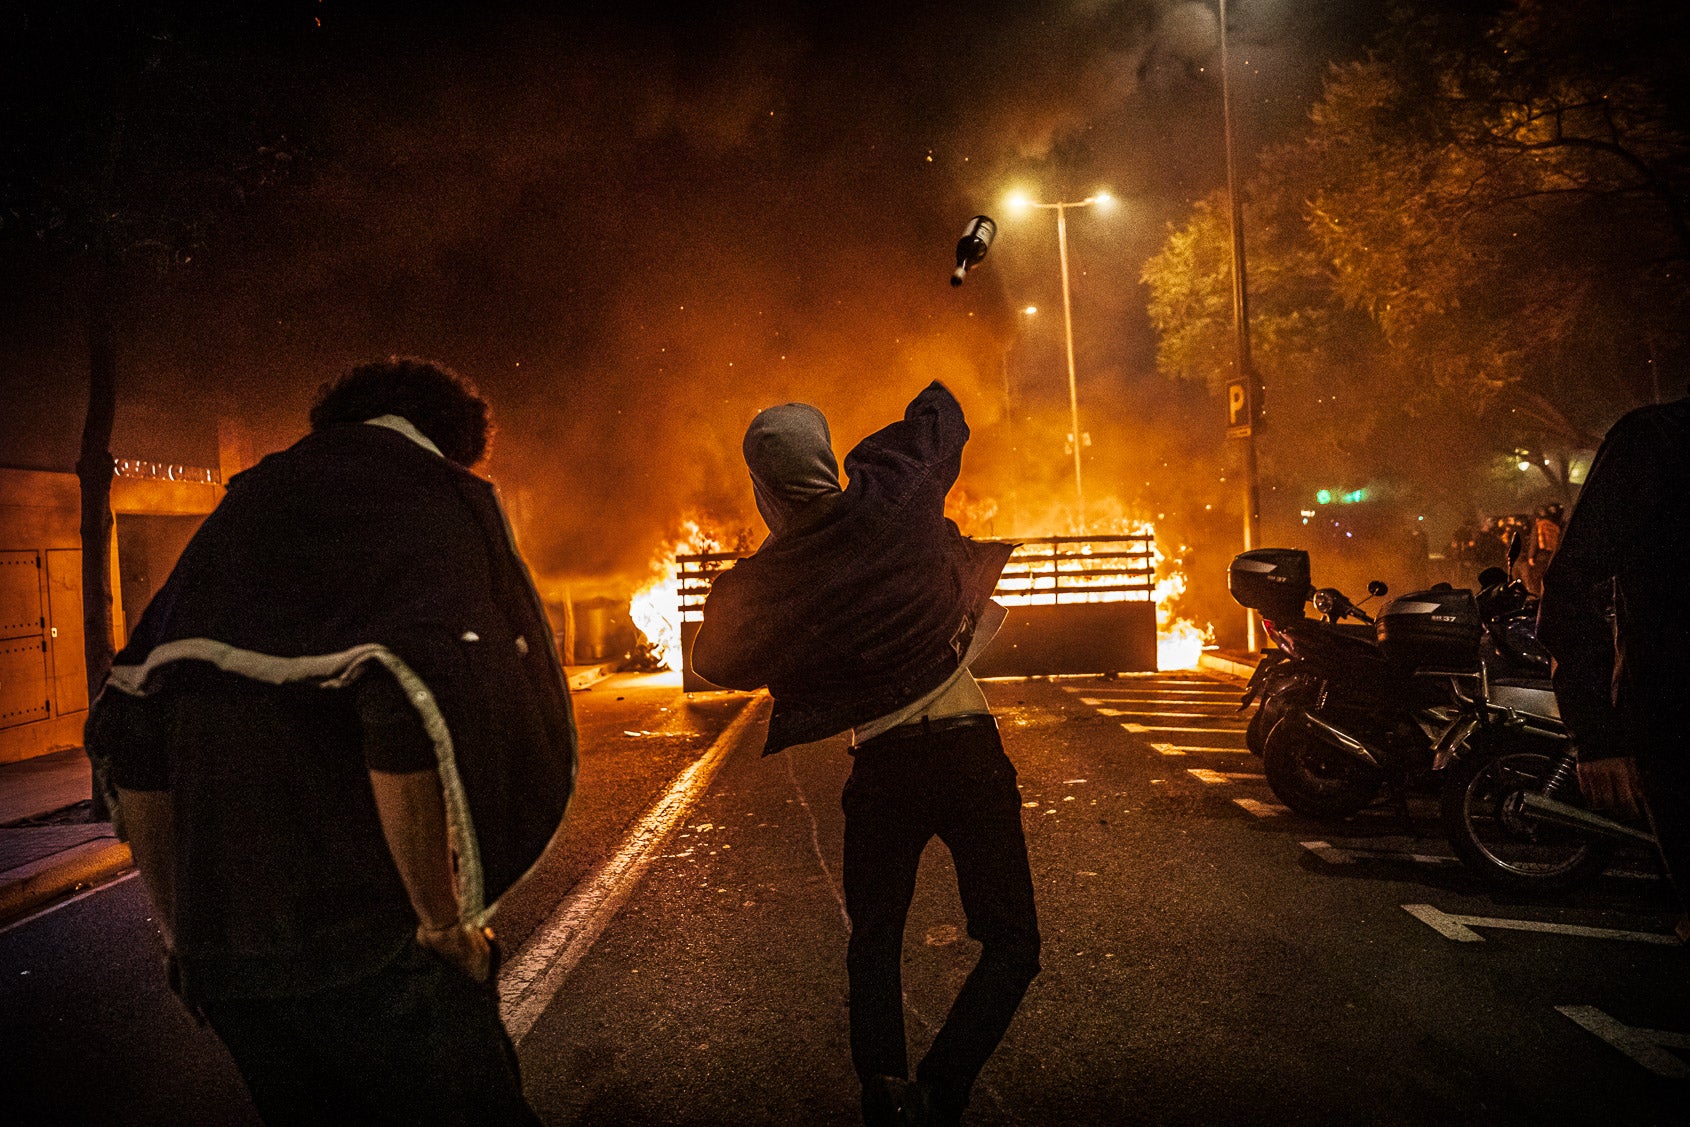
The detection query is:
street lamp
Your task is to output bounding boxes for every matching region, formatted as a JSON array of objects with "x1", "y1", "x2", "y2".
[
  {"x1": 1217, "y1": 0, "x2": 1262, "y2": 651},
  {"x1": 1005, "y1": 189, "x2": 1113, "y2": 532}
]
